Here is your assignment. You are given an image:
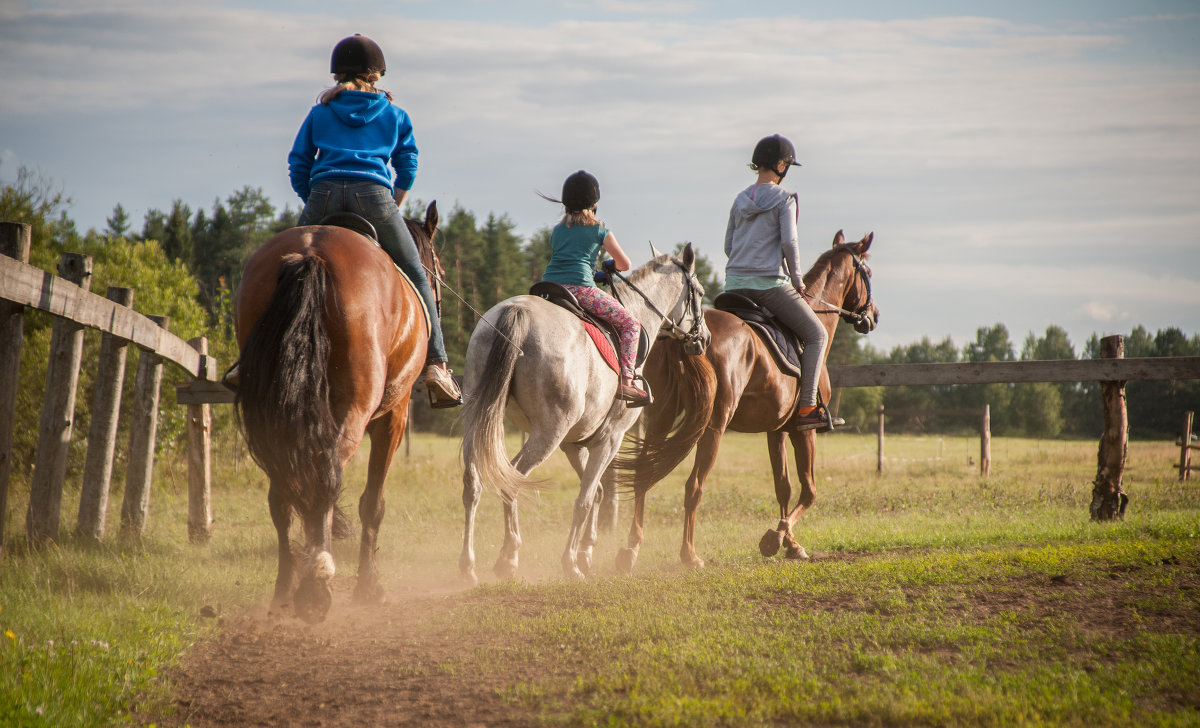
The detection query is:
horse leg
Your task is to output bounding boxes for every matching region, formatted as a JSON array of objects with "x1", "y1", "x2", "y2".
[
  {"x1": 562, "y1": 436, "x2": 621, "y2": 580},
  {"x1": 780, "y1": 429, "x2": 817, "y2": 560},
  {"x1": 460, "y1": 459, "x2": 484, "y2": 586},
  {"x1": 682, "y1": 427, "x2": 723, "y2": 568},
  {"x1": 758, "y1": 430, "x2": 792, "y2": 558},
  {"x1": 293, "y1": 504, "x2": 336, "y2": 623},
  {"x1": 492, "y1": 431, "x2": 561, "y2": 580},
  {"x1": 267, "y1": 480, "x2": 297, "y2": 618},
  {"x1": 616, "y1": 488, "x2": 646, "y2": 574},
  {"x1": 598, "y1": 464, "x2": 619, "y2": 534},
  {"x1": 355, "y1": 411, "x2": 405, "y2": 604}
]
